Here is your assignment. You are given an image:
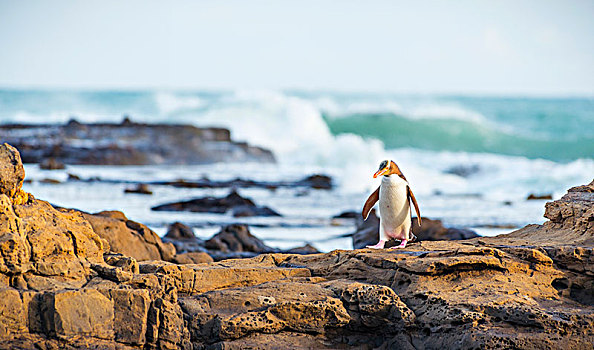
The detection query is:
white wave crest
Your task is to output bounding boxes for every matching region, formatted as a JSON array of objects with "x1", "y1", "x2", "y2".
[{"x1": 155, "y1": 92, "x2": 205, "y2": 115}]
